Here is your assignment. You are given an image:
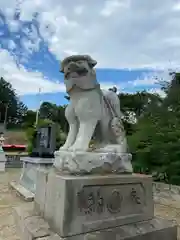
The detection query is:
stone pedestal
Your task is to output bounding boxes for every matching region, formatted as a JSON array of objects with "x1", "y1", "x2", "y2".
[
  {"x1": 35, "y1": 170, "x2": 154, "y2": 236},
  {"x1": 10, "y1": 157, "x2": 54, "y2": 201},
  {"x1": 5, "y1": 153, "x2": 25, "y2": 168},
  {"x1": 54, "y1": 150, "x2": 132, "y2": 174},
  {"x1": 14, "y1": 169, "x2": 177, "y2": 239},
  {"x1": 0, "y1": 151, "x2": 7, "y2": 172}
]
